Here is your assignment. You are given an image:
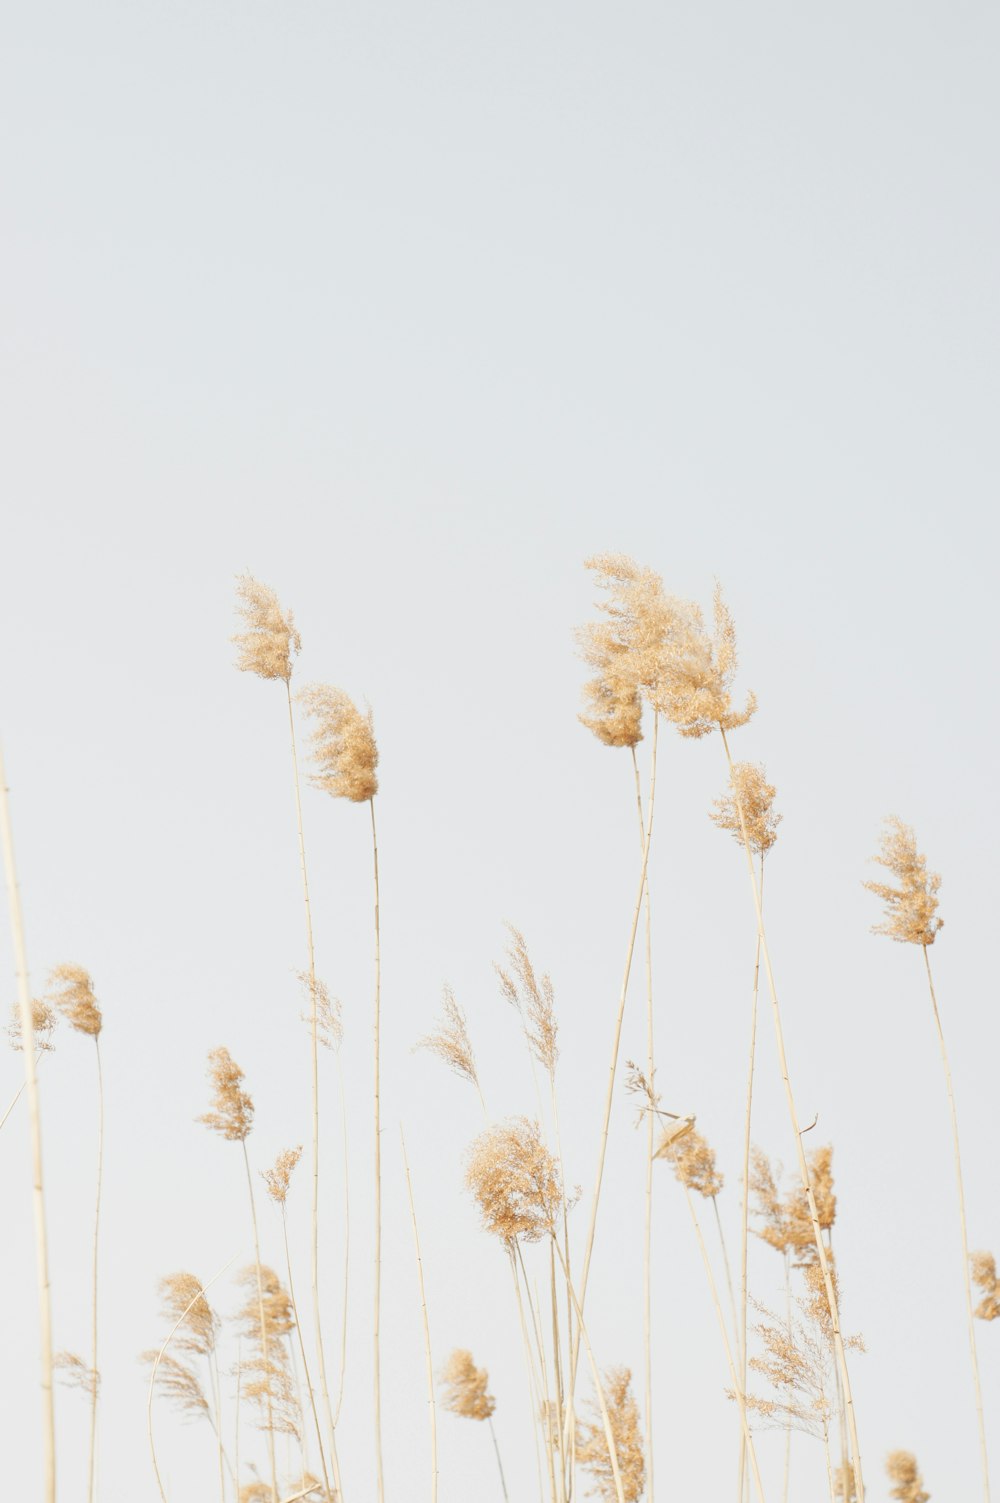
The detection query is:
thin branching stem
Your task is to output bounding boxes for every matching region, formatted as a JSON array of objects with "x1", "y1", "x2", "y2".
[
  {"x1": 922, "y1": 944, "x2": 991, "y2": 1503},
  {"x1": 0, "y1": 745, "x2": 55, "y2": 1503},
  {"x1": 720, "y1": 726, "x2": 865, "y2": 1503}
]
